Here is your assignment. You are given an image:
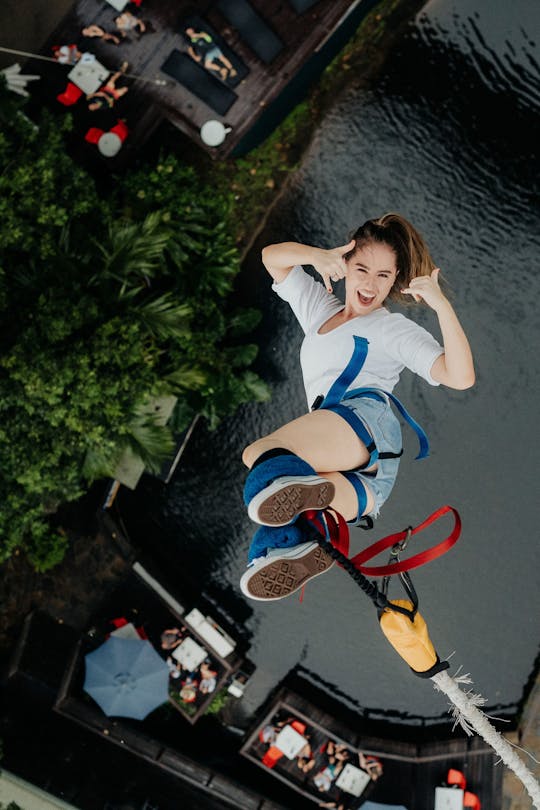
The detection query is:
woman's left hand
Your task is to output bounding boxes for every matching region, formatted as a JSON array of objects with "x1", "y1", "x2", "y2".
[{"x1": 400, "y1": 268, "x2": 447, "y2": 310}]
